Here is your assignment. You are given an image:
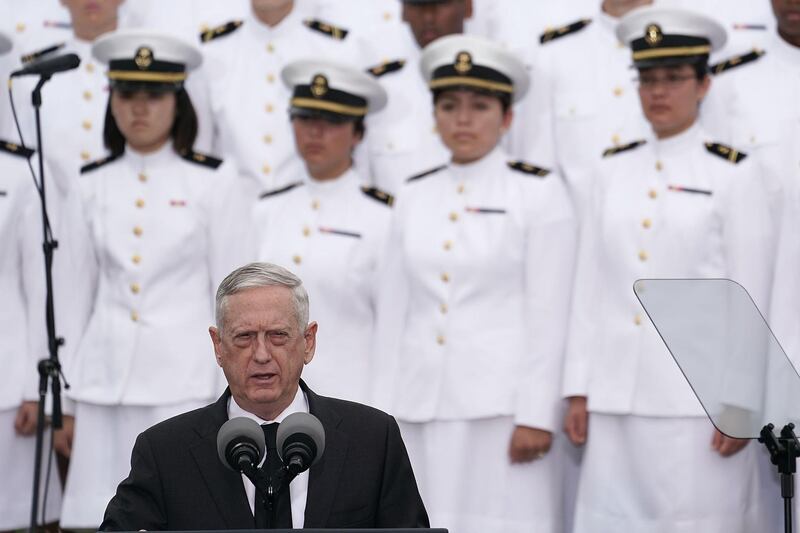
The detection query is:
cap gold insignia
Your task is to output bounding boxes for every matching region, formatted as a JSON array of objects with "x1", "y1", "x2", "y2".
[
  {"x1": 645, "y1": 24, "x2": 663, "y2": 46},
  {"x1": 311, "y1": 74, "x2": 328, "y2": 97},
  {"x1": 454, "y1": 51, "x2": 472, "y2": 74},
  {"x1": 134, "y1": 46, "x2": 153, "y2": 69}
]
